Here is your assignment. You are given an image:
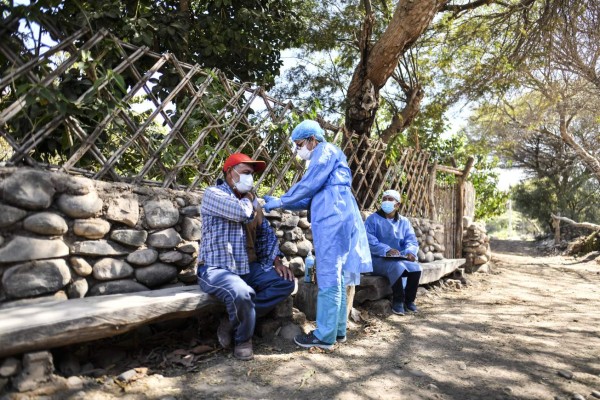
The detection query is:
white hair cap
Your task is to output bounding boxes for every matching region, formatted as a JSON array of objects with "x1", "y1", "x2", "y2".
[{"x1": 382, "y1": 189, "x2": 401, "y2": 202}]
